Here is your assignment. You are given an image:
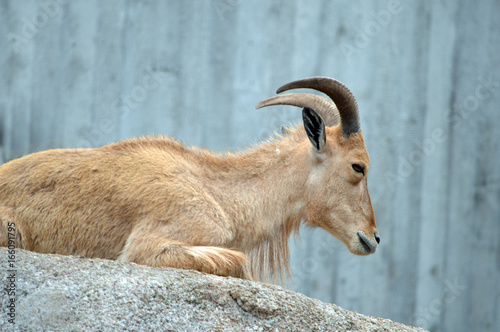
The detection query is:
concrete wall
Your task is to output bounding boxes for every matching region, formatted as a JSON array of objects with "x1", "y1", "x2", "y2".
[{"x1": 1, "y1": 1, "x2": 499, "y2": 331}]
